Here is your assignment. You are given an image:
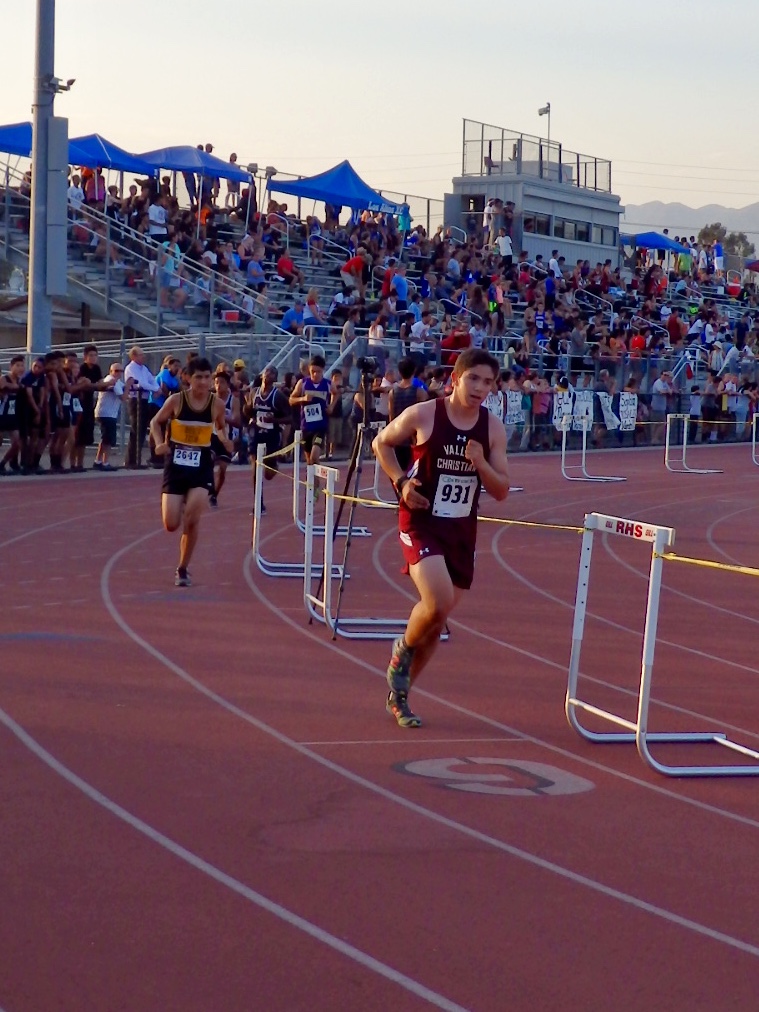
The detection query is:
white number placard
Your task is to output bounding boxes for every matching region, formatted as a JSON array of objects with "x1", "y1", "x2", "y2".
[
  {"x1": 304, "y1": 402, "x2": 324, "y2": 425},
  {"x1": 432, "y1": 475, "x2": 478, "y2": 518},
  {"x1": 173, "y1": 447, "x2": 200, "y2": 467}
]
